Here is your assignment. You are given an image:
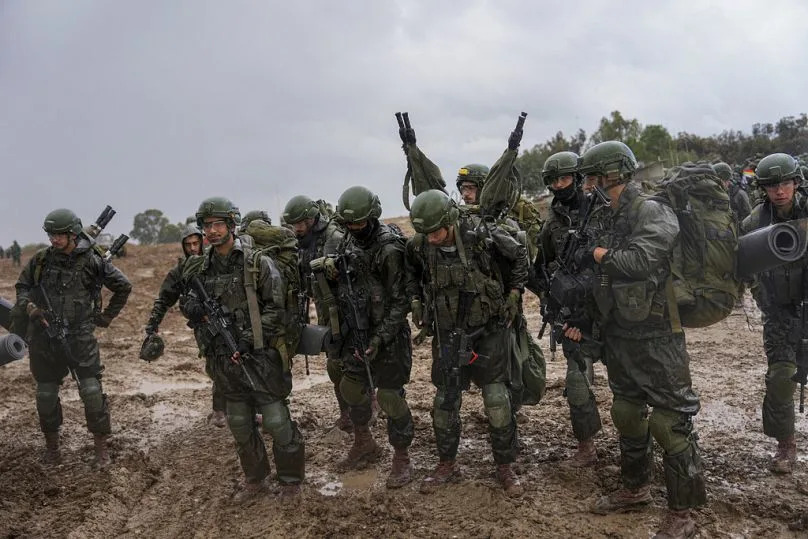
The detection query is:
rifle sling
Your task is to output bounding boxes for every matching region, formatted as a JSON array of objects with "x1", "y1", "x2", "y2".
[
  {"x1": 243, "y1": 250, "x2": 264, "y2": 350},
  {"x1": 665, "y1": 277, "x2": 683, "y2": 334}
]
